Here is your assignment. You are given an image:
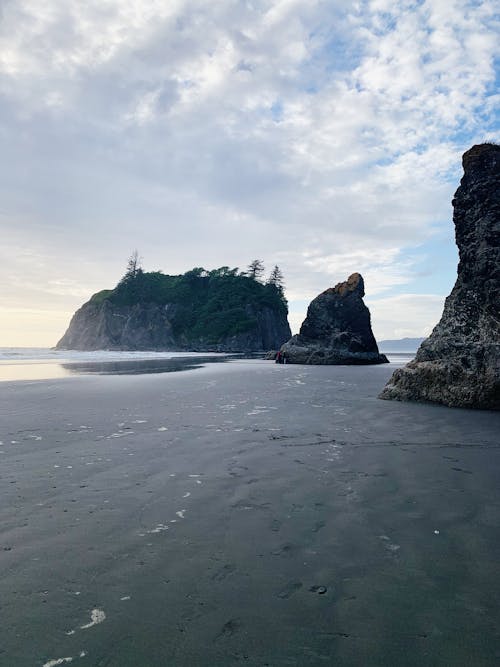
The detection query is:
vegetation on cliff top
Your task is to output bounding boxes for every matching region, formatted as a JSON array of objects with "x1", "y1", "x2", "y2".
[{"x1": 89, "y1": 256, "x2": 288, "y2": 342}]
